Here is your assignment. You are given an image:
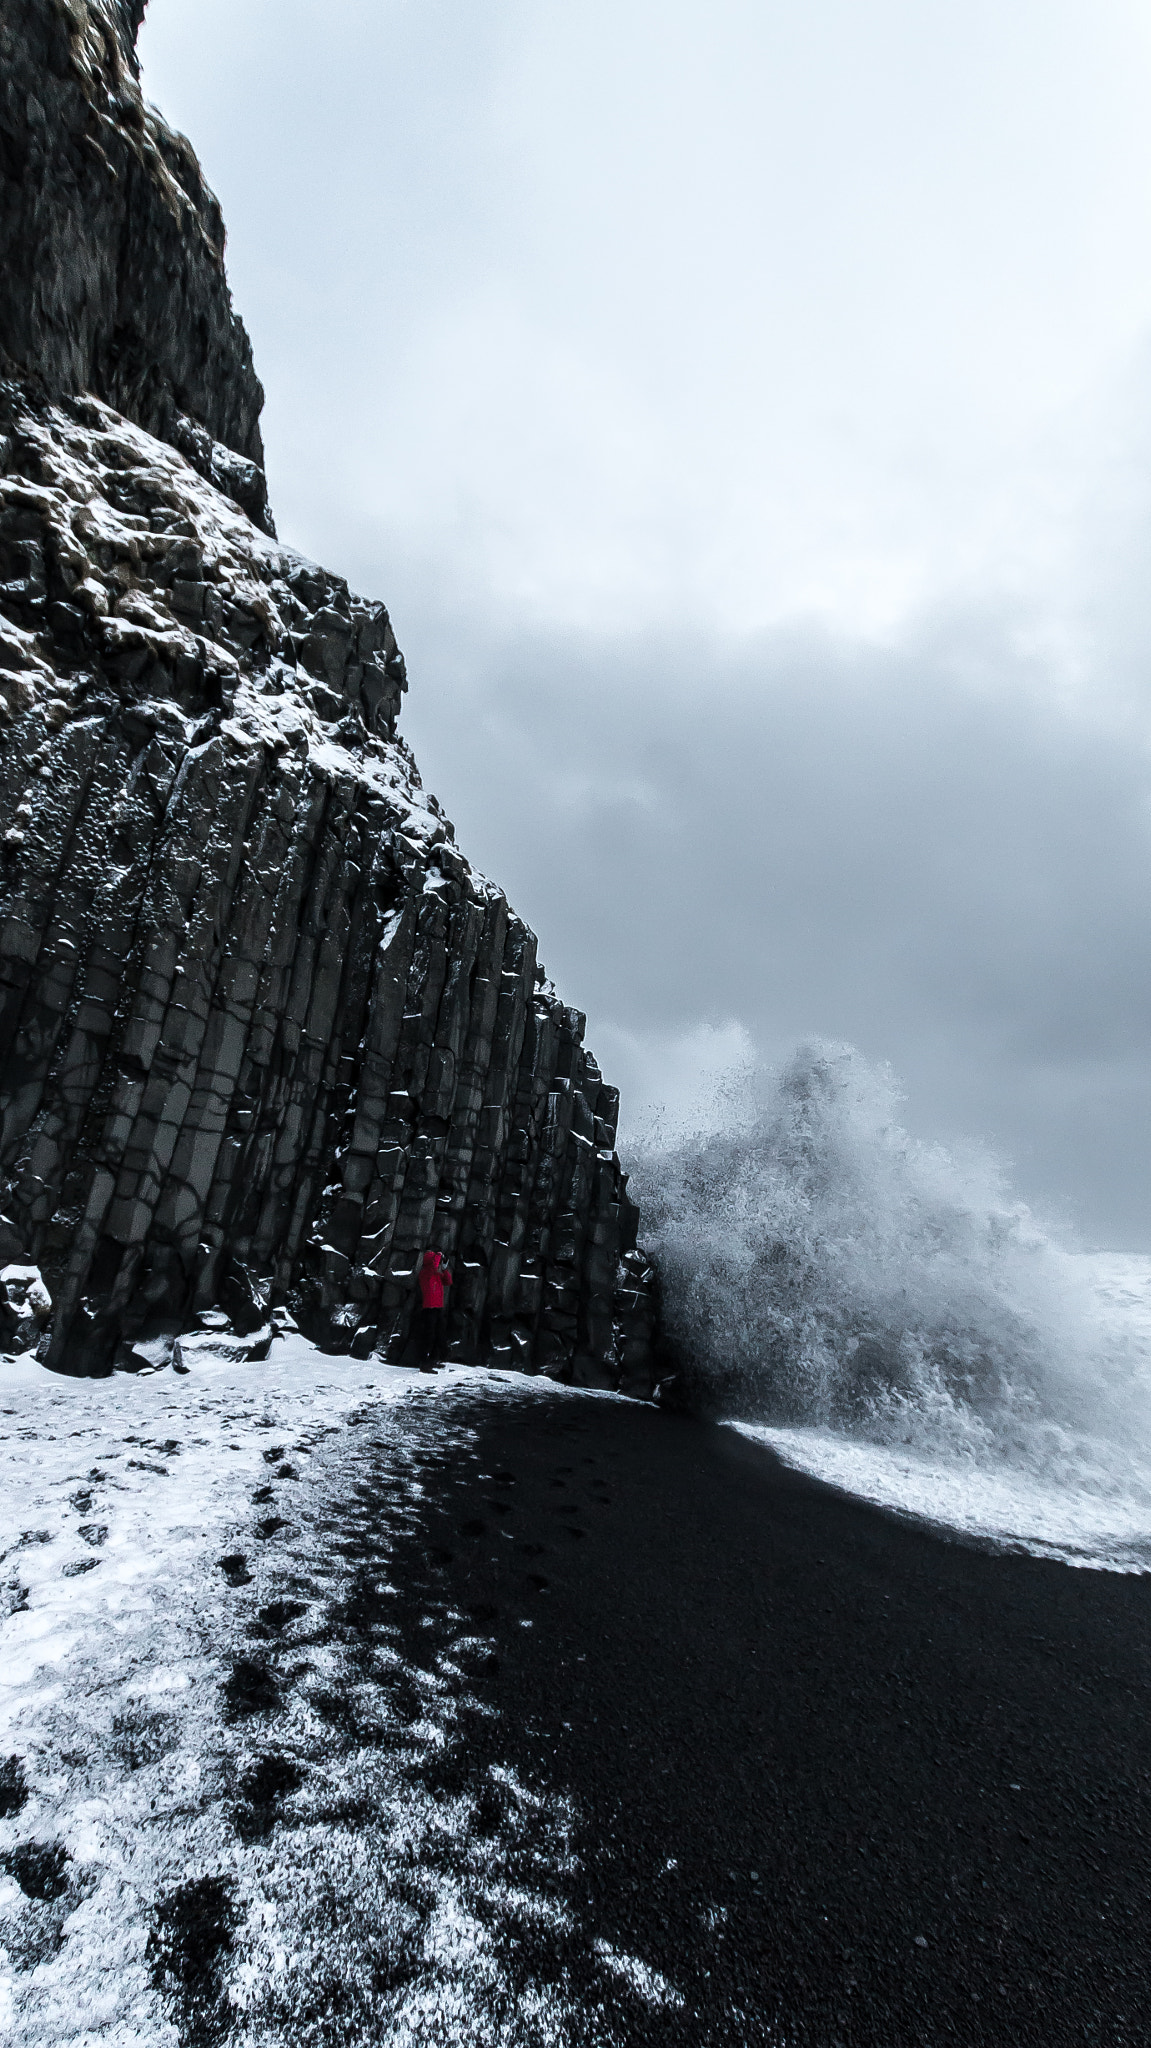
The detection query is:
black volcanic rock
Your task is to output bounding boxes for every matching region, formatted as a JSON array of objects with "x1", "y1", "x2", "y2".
[
  {"x1": 0, "y1": 4, "x2": 656, "y2": 1386},
  {"x1": 0, "y1": 0, "x2": 270, "y2": 529}
]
